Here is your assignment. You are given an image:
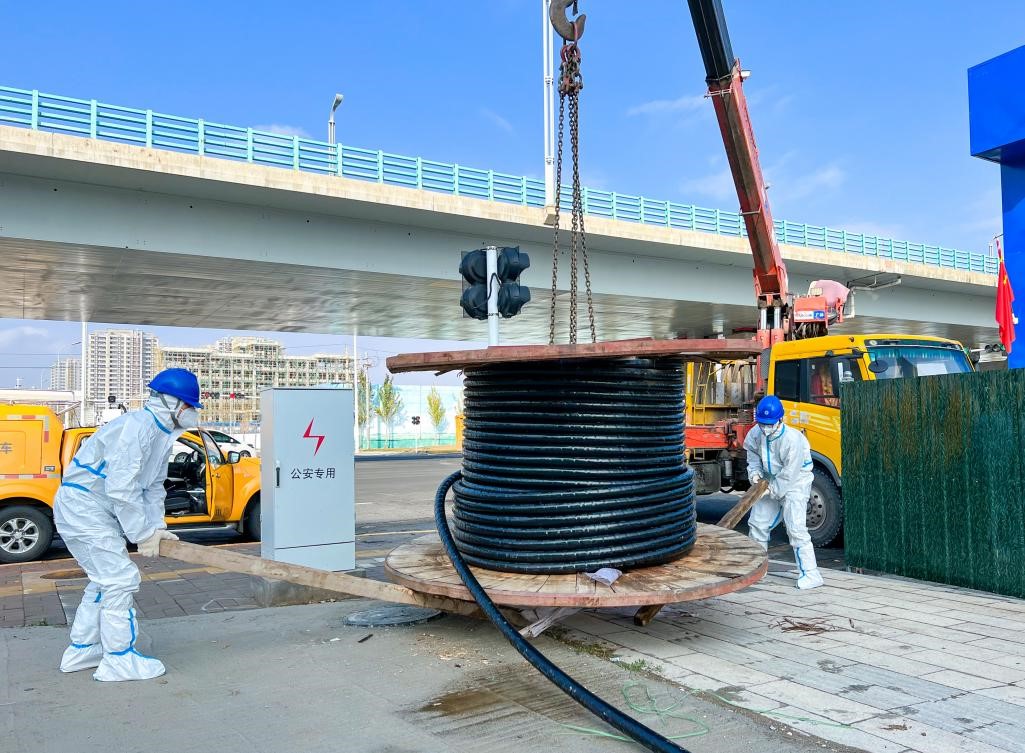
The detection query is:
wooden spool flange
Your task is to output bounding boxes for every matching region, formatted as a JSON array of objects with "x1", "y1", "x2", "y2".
[
  {"x1": 385, "y1": 524, "x2": 766, "y2": 609},
  {"x1": 385, "y1": 337, "x2": 762, "y2": 374}
]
